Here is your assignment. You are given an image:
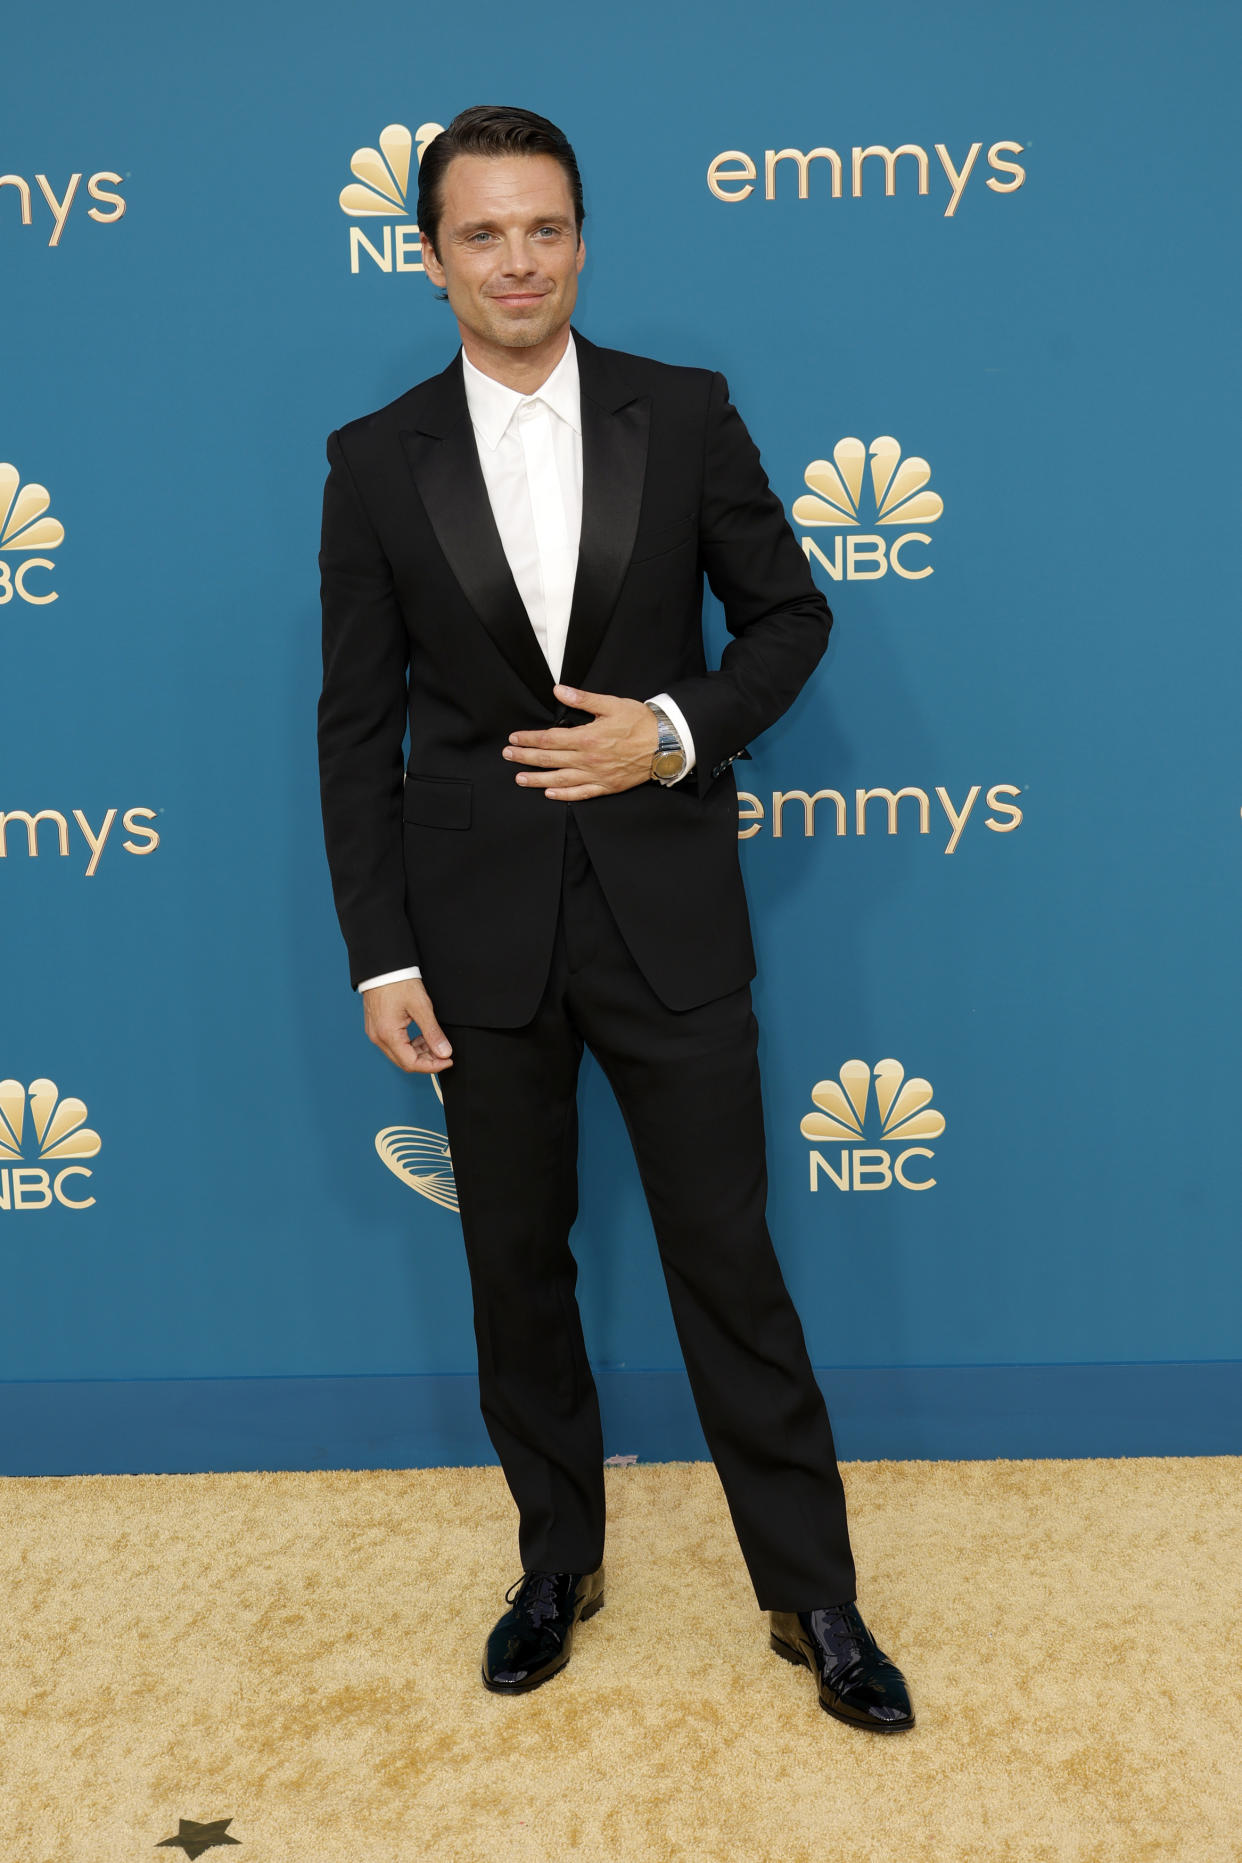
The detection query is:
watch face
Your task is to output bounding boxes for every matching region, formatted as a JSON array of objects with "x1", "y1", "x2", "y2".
[{"x1": 653, "y1": 750, "x2": 685, "y2": 780}]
